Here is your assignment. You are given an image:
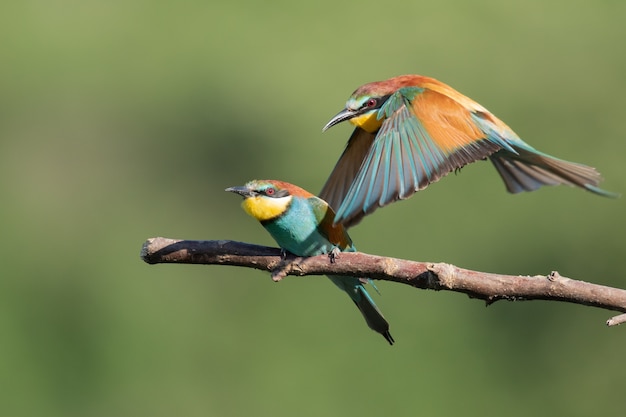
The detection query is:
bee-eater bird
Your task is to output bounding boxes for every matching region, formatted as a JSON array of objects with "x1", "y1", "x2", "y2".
[
  {"x1": 321, "y1": 74, "x2": 616, "y2": 227},
  {"x1": 226, "y1": 179, "x2": 394, "y2": 345}
]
